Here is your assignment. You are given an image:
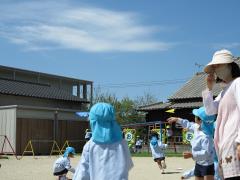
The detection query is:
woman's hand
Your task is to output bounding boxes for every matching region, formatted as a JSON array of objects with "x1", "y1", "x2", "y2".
[
  {"x1": 236, "y1": 144, "x2": 240, "y2": 160},
  {"x1": 206, "y1": 73, "x2": 215, "y2": 91},
  {"x1": 183, "y1": 151, "x2": 193, "y2": 159},
  {"x1": 167, "y1": 117, "x2": 180, "y2": 124}
]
